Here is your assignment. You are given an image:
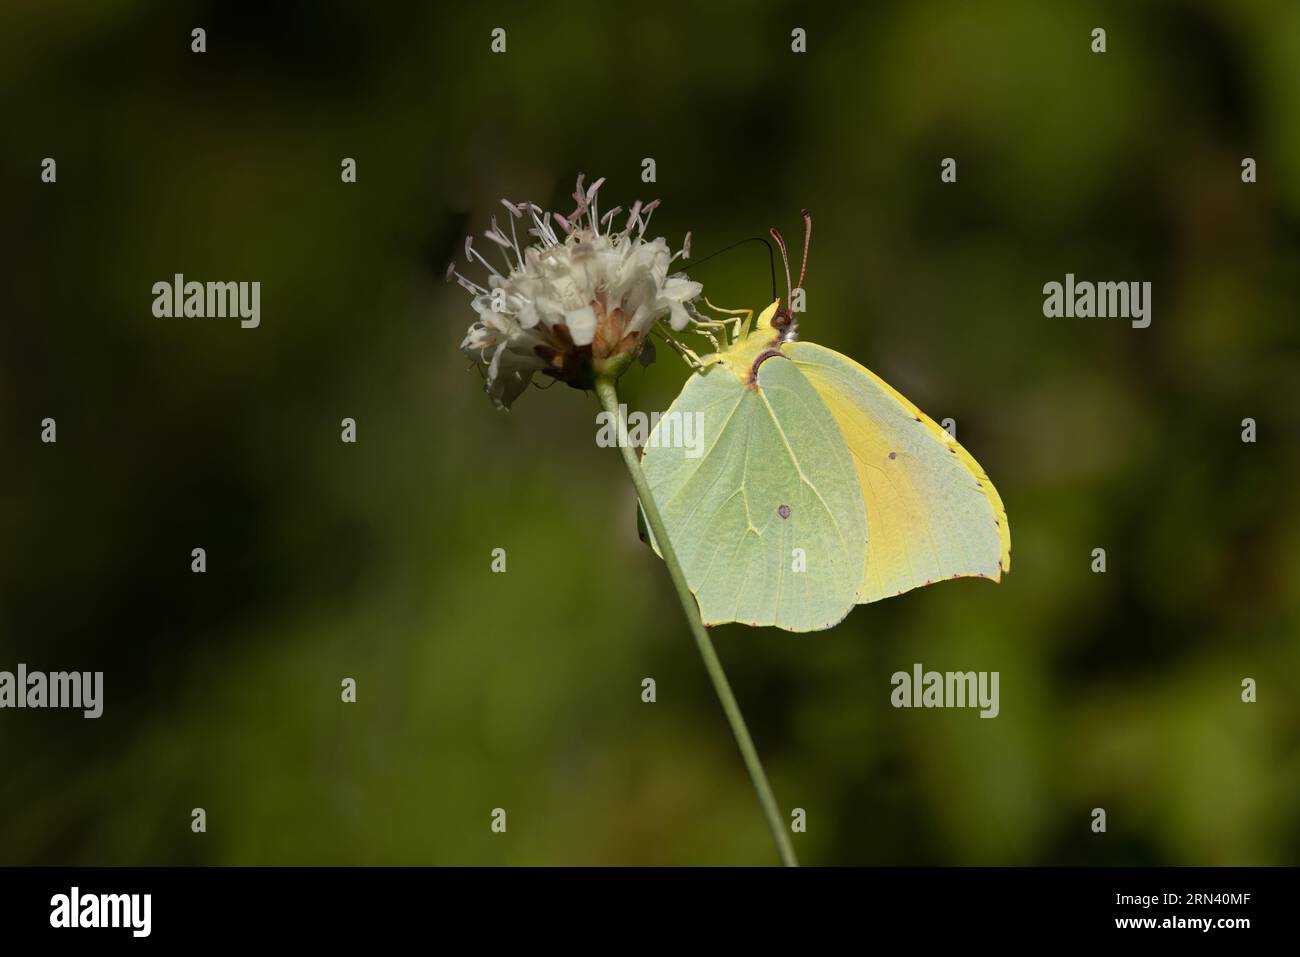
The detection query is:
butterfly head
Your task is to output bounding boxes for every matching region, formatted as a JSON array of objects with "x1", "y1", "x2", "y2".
[
  {"x1": 770, "y1": 304, "x2": 798, "y2": 342},
  {"x1": 768, "y1": 208, "x2": 811, "y2": 344}
]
